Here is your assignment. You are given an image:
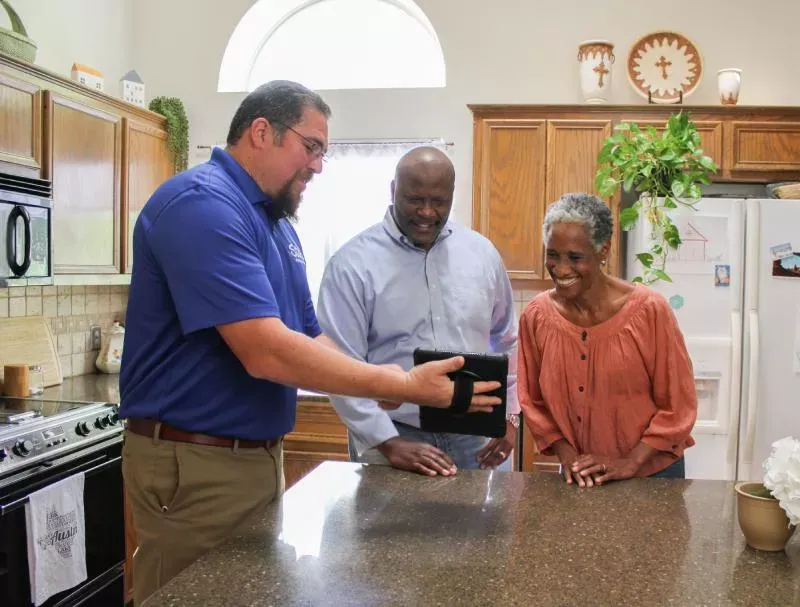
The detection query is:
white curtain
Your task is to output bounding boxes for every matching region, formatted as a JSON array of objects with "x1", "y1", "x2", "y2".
[{"x1": 295, "y1": 140, "x2": 449, "y2": 307}]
